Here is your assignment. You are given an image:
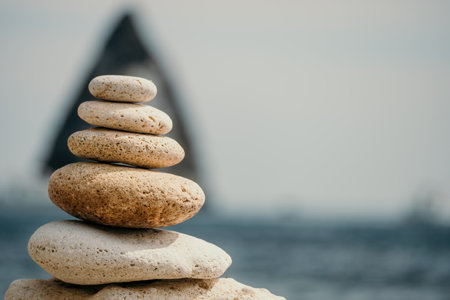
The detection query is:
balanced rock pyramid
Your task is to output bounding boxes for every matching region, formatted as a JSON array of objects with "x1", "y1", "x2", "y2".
[{"x1": 5, "y1": 75, "x2": 284, "y2": 299}]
